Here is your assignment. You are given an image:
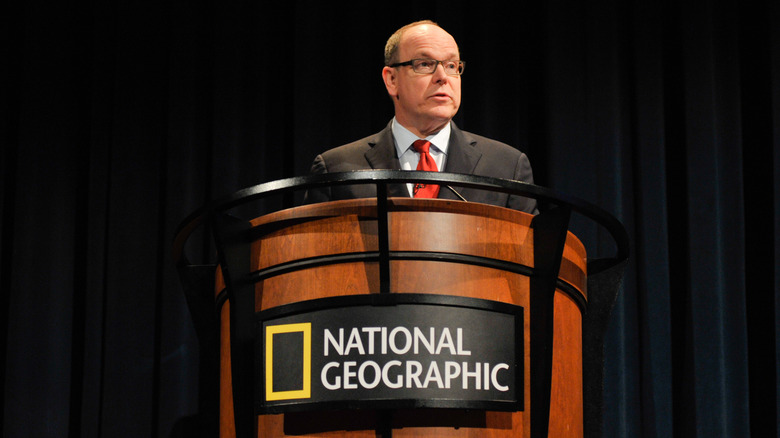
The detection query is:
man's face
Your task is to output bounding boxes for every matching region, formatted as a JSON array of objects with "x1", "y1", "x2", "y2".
[{"x1": 383, "y1": 24, "x2": 462, "y2": 138}]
